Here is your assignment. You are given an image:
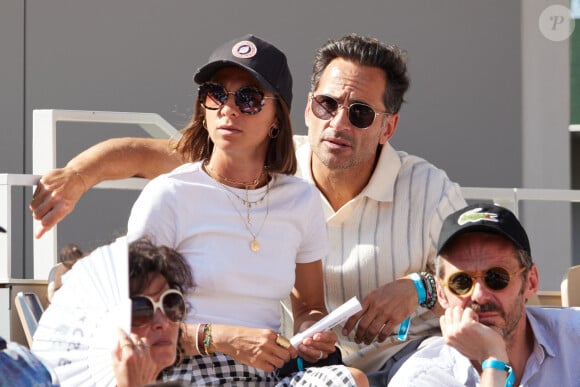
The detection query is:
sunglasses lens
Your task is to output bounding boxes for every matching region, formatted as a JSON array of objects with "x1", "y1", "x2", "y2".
[
  {"x1": 199, "y1": 84, "x2": 267, "y2": 114},
  {"x1": 448, "y1": 272, "x2": 473, "y2": 295},
  {"x1": 162, "y1": 292, "x2": 186, "y2": 323},
  {"x1": 348, "y1": 103, "x2": 376, "y2": 128},
  {"x1": 199, "y1": 84, "x2": 227, "y2": 109},
  {"x1": 312, "y1": 95, "x2": 338, "y2": 120},
  {"x1": 235, "y1": 87, "x2": 265, "y2": 114},
  {"x1": 484, "y1": 267, "x2": 511, "y2": 290},
  {"x1": 131, "y1": 297, "x2": 154, "y2": 327},
  {"x1": 312, "y1": 95, "x2": 377, "y2": 128}
]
